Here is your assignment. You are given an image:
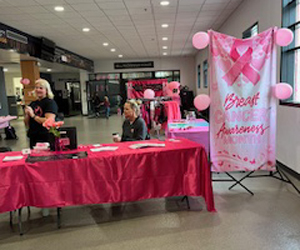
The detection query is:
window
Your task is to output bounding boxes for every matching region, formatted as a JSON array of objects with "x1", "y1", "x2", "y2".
[
  {"x1": 197, "y1": 64, "x2": 201, "y2": 88},
  {"x1": 281, "y1": 0, "x2": 299, "y2": 104},
  {"x1": 203, "y1": 60, "x2": 208, "y2": 88},
  {"x1": 242, "y1": 22, "x2": 259, "y2": 39}
]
